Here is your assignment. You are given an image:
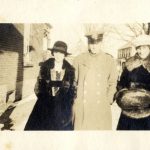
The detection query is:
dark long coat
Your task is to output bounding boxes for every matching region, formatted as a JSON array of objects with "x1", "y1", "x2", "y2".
[
  {"x1": 24, "y1": 58, "x2": 76, "y2": 130},
  {"x1": 117, "y1": 53, "x2": 150, "y2": 130}
]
